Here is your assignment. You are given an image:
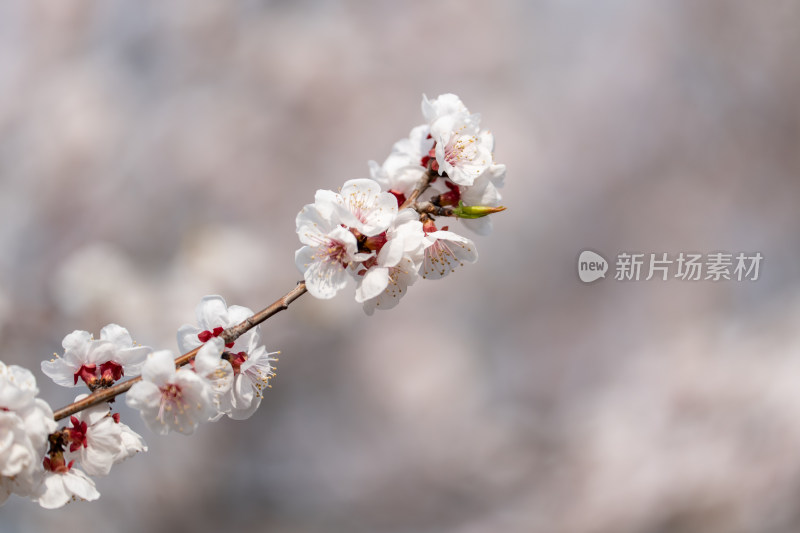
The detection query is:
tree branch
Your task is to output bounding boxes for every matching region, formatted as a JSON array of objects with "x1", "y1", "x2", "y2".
[
  {"x1": 52, "y1": 281, "x2": 308, "y2": 421},
  {"x1": 399, "y1": 167, "x2": 437, "y2": 210}
]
